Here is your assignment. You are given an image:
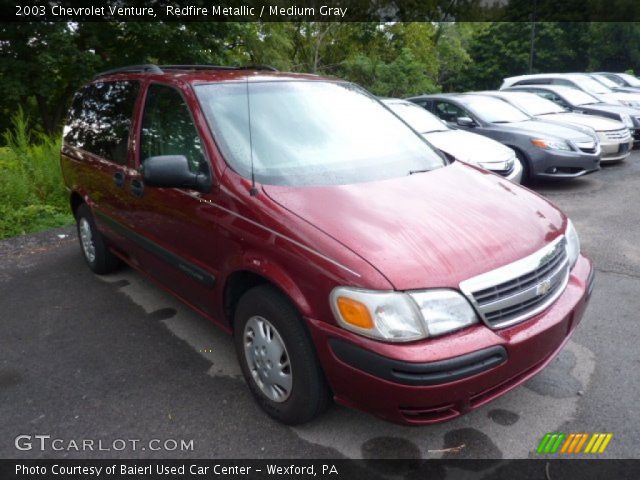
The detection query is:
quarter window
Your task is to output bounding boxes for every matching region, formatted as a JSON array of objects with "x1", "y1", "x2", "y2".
[
  {"x1": 64, "y1": 81, "x2": 139, "y2": 164},
  {"x1": 140, "y1": 84, "x2": 206, "y2": 173}
]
